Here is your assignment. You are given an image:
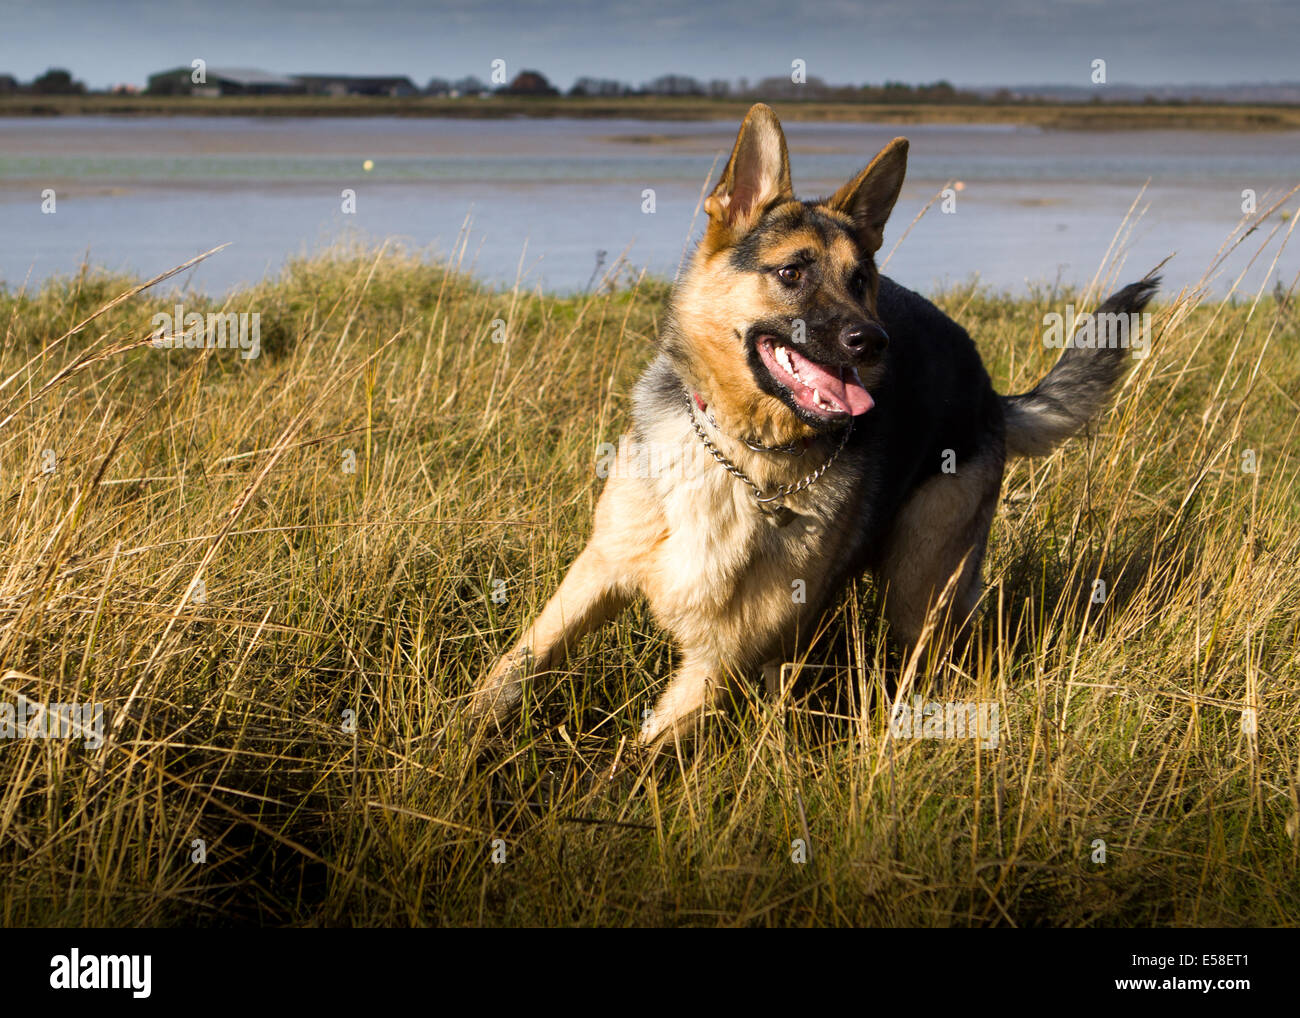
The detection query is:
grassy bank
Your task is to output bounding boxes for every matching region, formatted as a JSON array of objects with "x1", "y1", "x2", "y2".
[
  {"x1": 0, "y1": 233, "x2": 1298, "y2": 926},
  {"x1": 5, "y1": 93, "x2": 1300, "y2": 130}
]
